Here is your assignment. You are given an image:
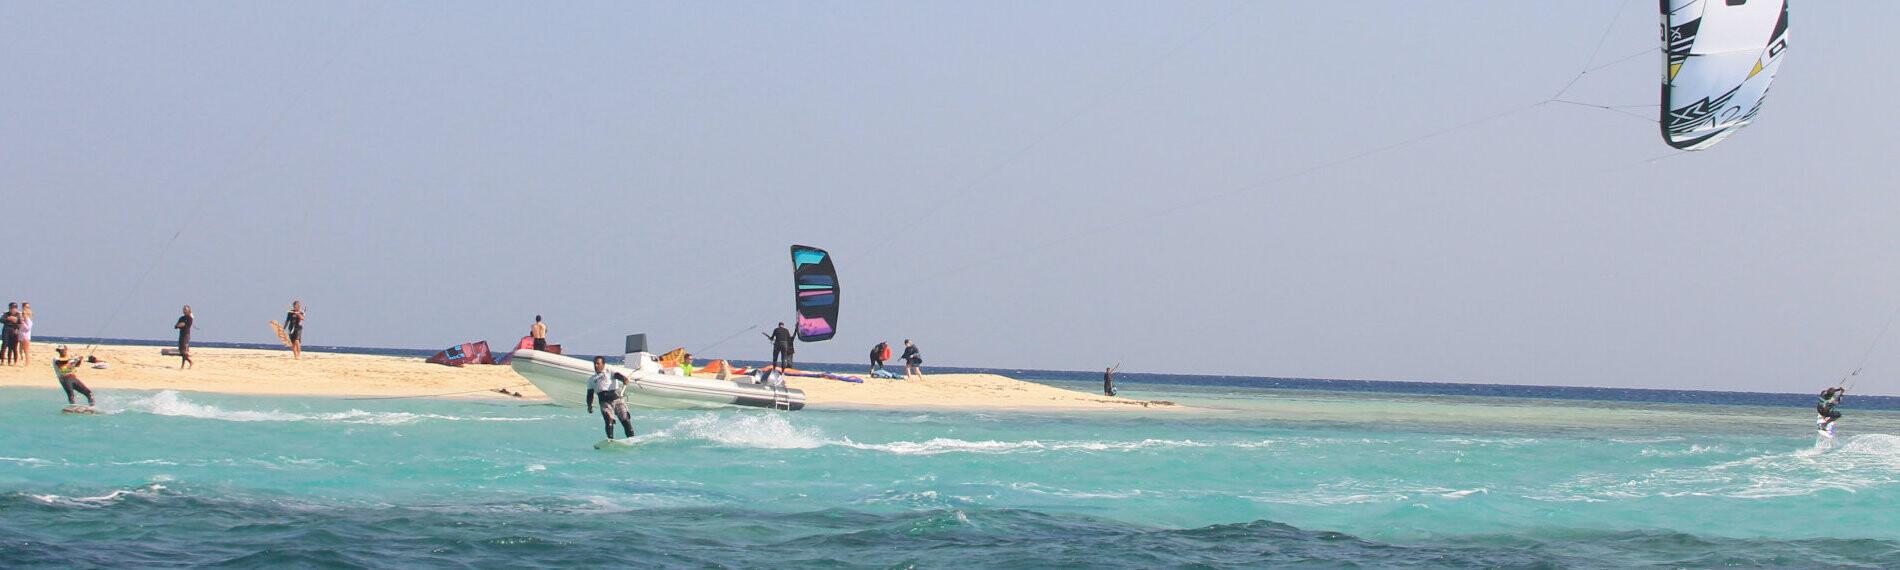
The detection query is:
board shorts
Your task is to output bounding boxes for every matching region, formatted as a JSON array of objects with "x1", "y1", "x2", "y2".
[
  {"x1": 906, "y1": 357, "x2": 922, "y2": 366},
  {"x1": 533, "y1": 338, "x2": 547, "y2": 351}
]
